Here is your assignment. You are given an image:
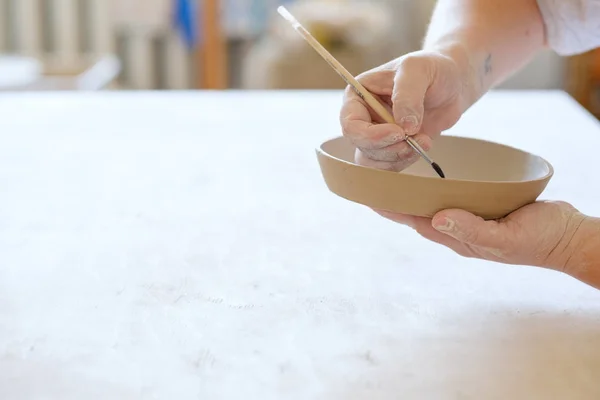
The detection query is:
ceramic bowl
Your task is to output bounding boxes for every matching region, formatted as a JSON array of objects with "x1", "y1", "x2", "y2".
[{"x1": 316, "y1": 135, "x2": 554, "y2": 220}]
